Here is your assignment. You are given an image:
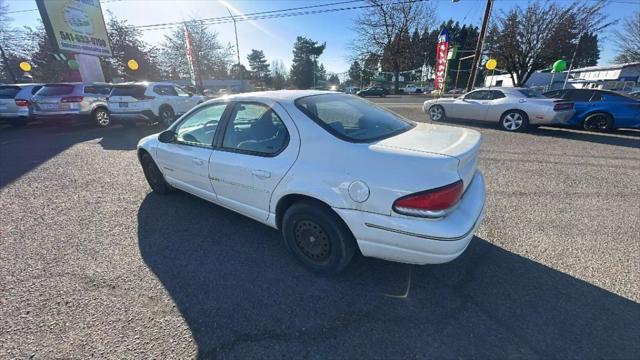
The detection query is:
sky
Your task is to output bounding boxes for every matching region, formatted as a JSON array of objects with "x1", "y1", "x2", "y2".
[{"x1": 4, "y1": 0, "x2": 639, "y2": 73}]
